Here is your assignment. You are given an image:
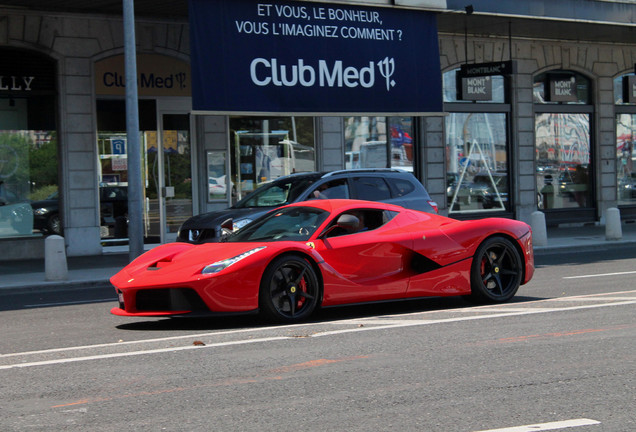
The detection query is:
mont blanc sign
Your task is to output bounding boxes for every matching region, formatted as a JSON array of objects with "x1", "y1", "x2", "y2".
[{"x1": 189, "y1": 0, "x2": 442, "y2": 115}]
